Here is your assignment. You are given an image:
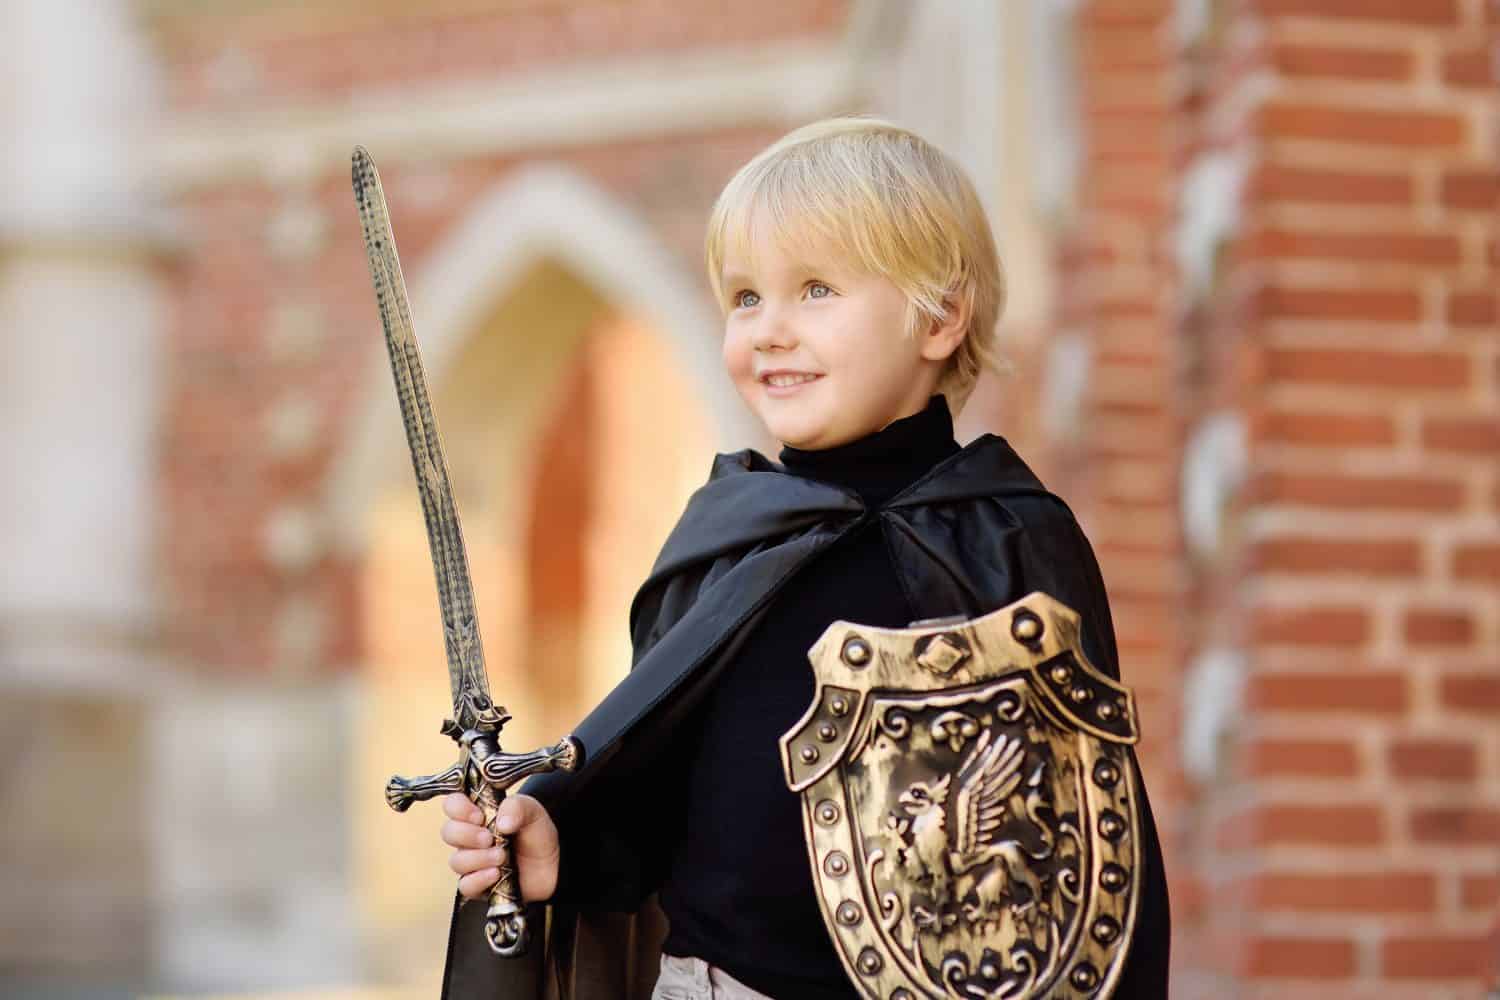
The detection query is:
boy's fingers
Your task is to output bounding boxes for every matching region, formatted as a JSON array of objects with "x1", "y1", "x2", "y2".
[
  {"x1": 441, "y1": 792, "x2": 484, "y2": 825},
  {"x1": 441, "y1": 818, "x2": 494, "y2": 850},
  {"x1": 457, "y1": 868, "x2": 500, "y2": 900},
  {"x1": 448, "y1": 846, "x2": 505, "y2": 876}
]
